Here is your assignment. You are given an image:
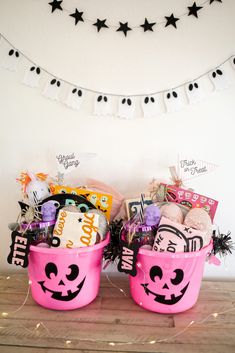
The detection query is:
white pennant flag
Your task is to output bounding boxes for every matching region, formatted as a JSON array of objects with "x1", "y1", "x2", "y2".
[
  {"x1": 185, "y1": 80, "x2": 206, "y2": 104},
  {"x1": 56, "y1": 152, "x2": 97, "y2": 175},
  {"x1": 117, "y1": 96, "x2": 135, "y2": 119},
  {"x1": 1, "y1": 47, "x2": 20, "y2": 72},
  {"x1": 164, "y1": 89, "x2": 184, "y2": 113},
  {"x1": 141, "y1": 95, "x2": 162, "y2": 118},
  {"x1": 94, "y1": 94, "x2": 112, "y2": 116},
  {"x1": 230, "y1": 56, "x2": 235, "y2": 71},
  {"x1": 23, "y1": 65, "x2": 41, "y2": 88},
  {"x1": 208, "y1": 67, "x2": 230, "y2": 91},
  {"x1": 65, "y1": 87, "x2": 84, "y2": 111},
  {"x1": 43, "y1": 77, "x2": 63, "y2": 101},
  {"x1": 178, "y1": 157, "x2": 219, "y2": 182}
]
